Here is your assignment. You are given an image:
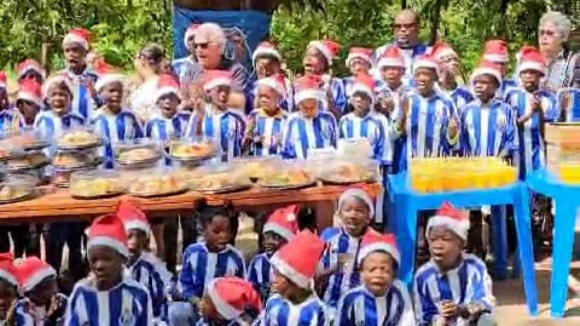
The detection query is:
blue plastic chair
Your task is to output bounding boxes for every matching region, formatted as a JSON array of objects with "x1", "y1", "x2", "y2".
[
  {"x1": 527, "y1": 170, "x2": 580, "y2": 318},
  {"x1": 387, "y1": 173, "x2": 539, "y2": 317}
]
